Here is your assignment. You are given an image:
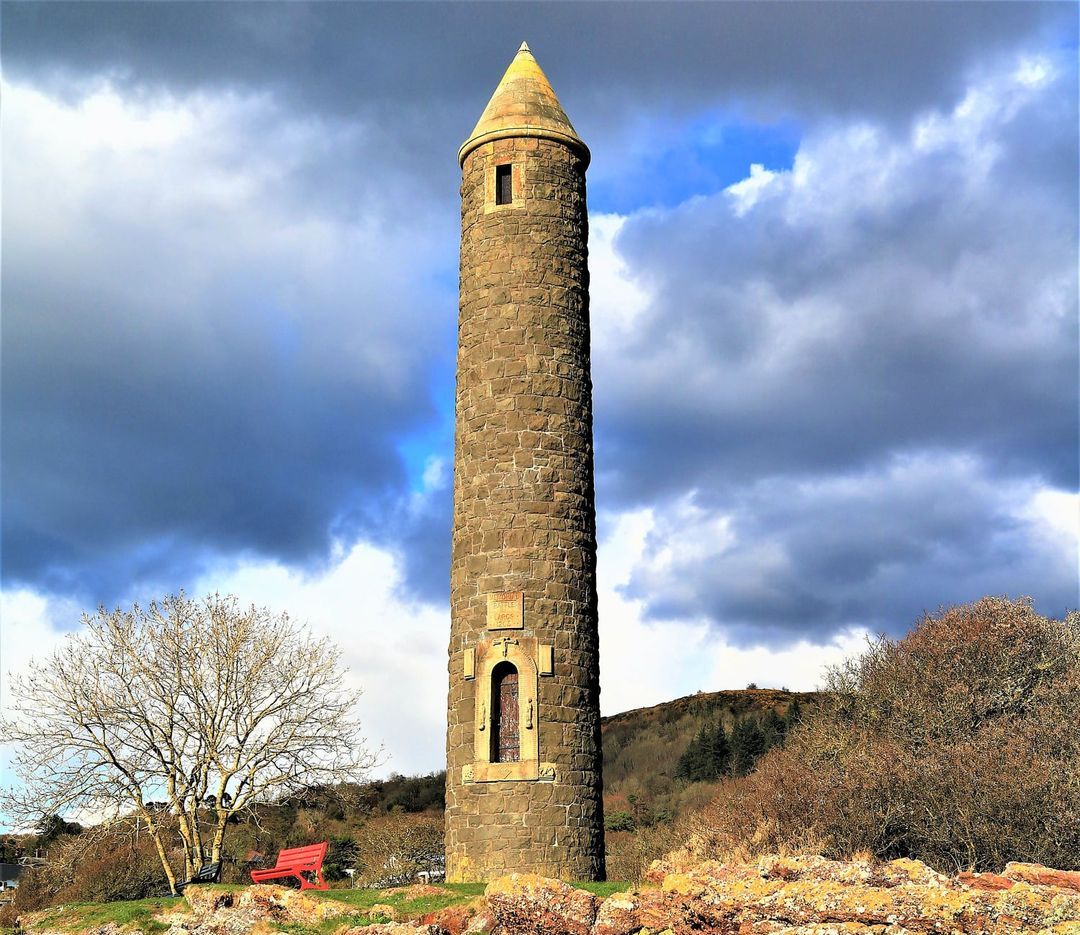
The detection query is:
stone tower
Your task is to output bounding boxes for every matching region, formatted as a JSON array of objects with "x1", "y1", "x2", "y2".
[{"x1": 445, "y1": 42, "x2": 604, "y2": 883}]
